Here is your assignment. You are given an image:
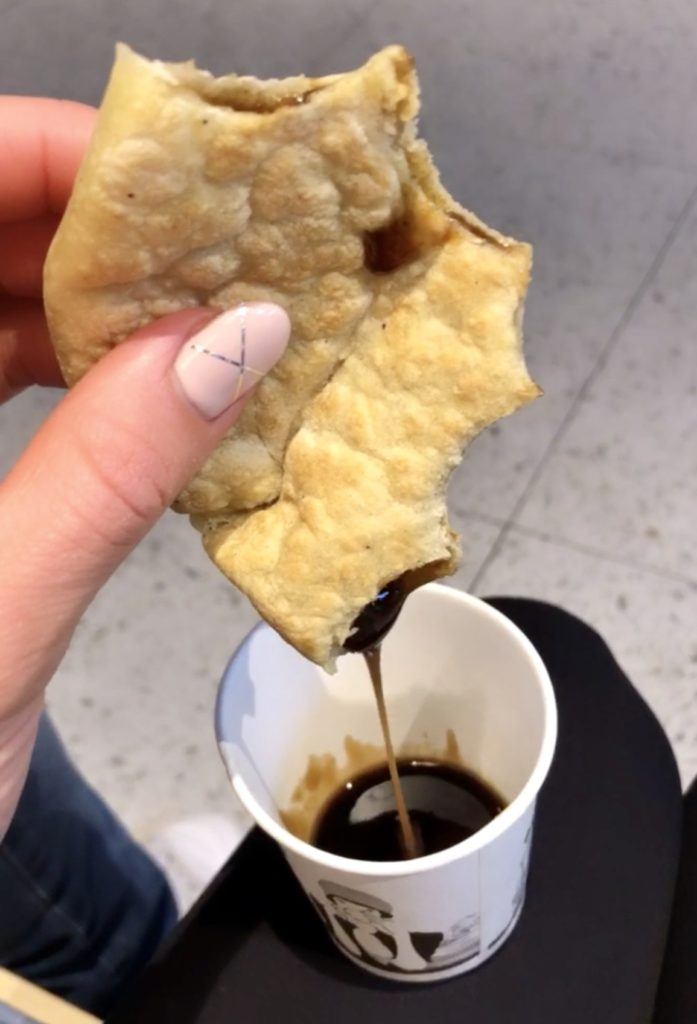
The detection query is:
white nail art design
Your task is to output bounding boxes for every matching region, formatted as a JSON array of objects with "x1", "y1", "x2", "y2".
[
  {"x1": 174, "y1": 303, "x2": 291, "y2": 419},
  {"x1": 188, "y1": 311, "x2": 264, "y2": 403}
]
